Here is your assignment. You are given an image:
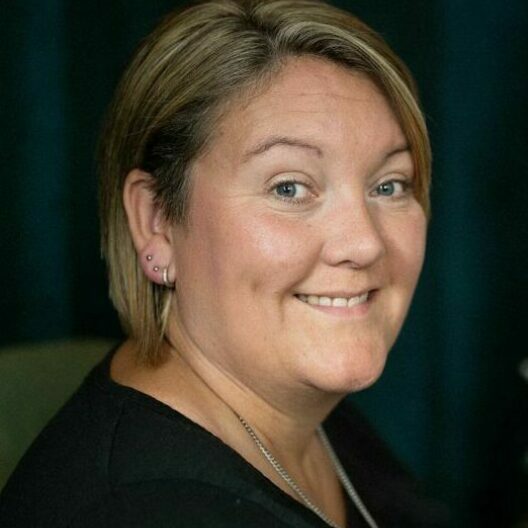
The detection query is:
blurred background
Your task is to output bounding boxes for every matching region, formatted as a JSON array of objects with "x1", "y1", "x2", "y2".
[{"x1": 1, "y1": 1, "x2": 527, "y2": 526}]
